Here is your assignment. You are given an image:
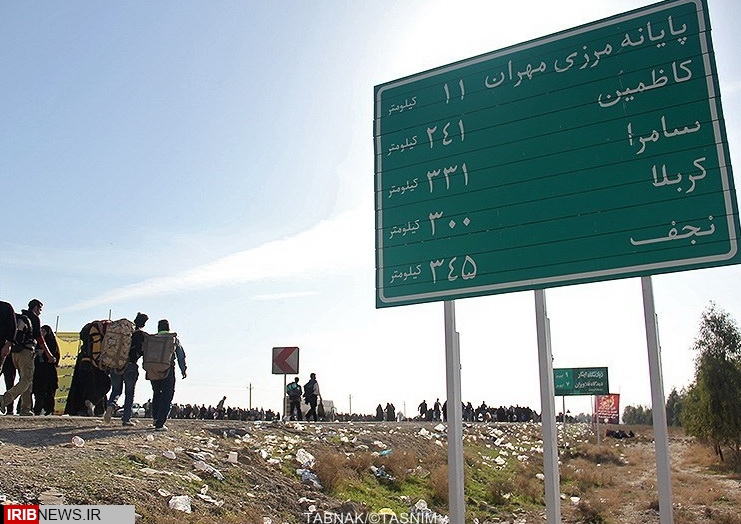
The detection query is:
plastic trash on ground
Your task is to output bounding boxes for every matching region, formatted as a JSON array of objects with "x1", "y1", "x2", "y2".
[
  {"x1": 71, "y1": 436, "x2": 84, "y2": 447},
  {"x1": 409, "y1": 499, "x2": 449, "y2": 523},
  {"x1": 370, "y1": 465, "x2": 396, "y2": 484},
  {"x1": 162, "y1": 450, "x2": 176, "y2": 460},
  {"x1": 296, "y1": 468, "x2": 323, "y2": 489},
  {"x1": 295, "y1": 448, "x2": 315, "y2": 468}
]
